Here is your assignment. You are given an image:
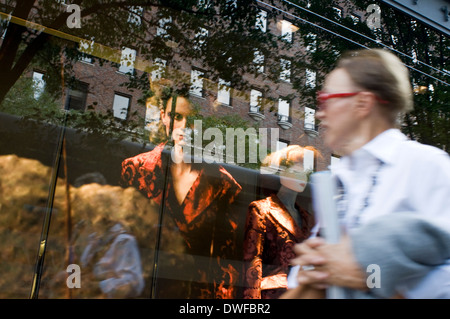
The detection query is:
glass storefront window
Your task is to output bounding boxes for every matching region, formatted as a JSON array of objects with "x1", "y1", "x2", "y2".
[{"x1": 0, "y1": 0, "x2": 448, "y2": 299}]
